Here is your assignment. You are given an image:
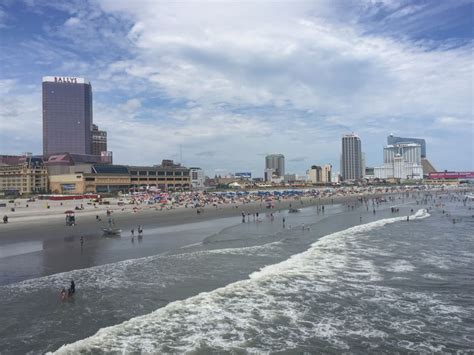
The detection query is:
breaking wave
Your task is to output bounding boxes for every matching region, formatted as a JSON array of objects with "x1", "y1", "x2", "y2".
[{"x1": 52, "y1": 210, "x2": 456, "y2": 354}]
